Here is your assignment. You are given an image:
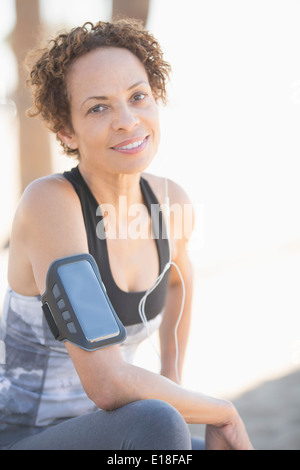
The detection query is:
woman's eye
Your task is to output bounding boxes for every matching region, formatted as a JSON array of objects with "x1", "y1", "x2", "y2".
[
  {"x1": 131, "y1": 92, "x2": 147, "y2": 102},
  {"x1": 88, "y1": 104, "x2": 106, "y2": 114}
]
